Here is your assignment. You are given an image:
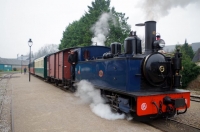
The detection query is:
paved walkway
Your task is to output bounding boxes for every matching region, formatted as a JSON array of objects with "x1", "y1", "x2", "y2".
[{"x1": 1, "y1": 73, "x2": 161, "y2": 132}]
